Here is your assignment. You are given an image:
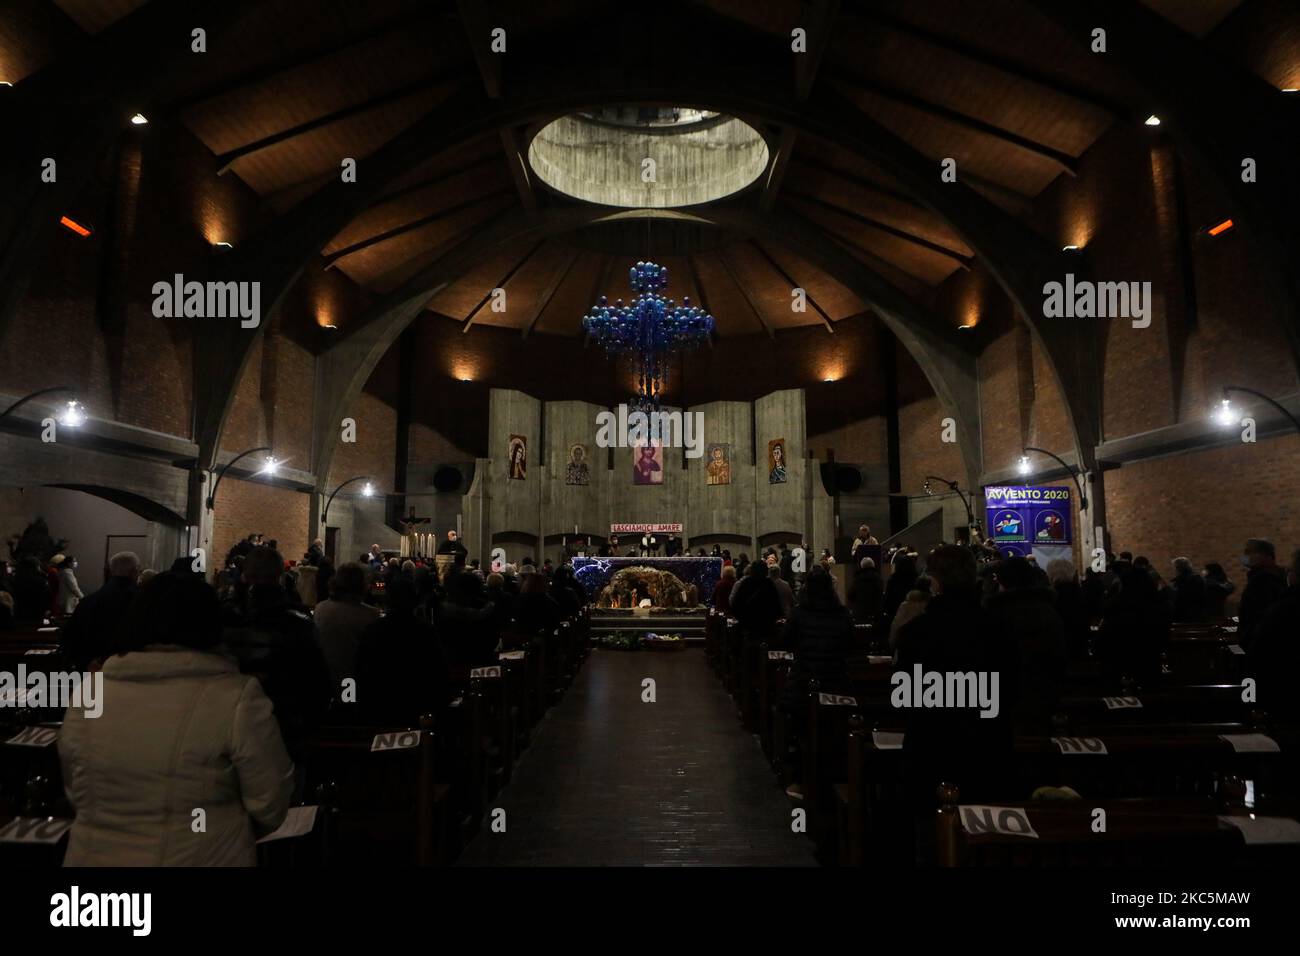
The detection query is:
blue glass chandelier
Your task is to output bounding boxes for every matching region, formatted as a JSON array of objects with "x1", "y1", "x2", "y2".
[{"x1": 581, "y1": 261, "x2": 715, "y2": 411}]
